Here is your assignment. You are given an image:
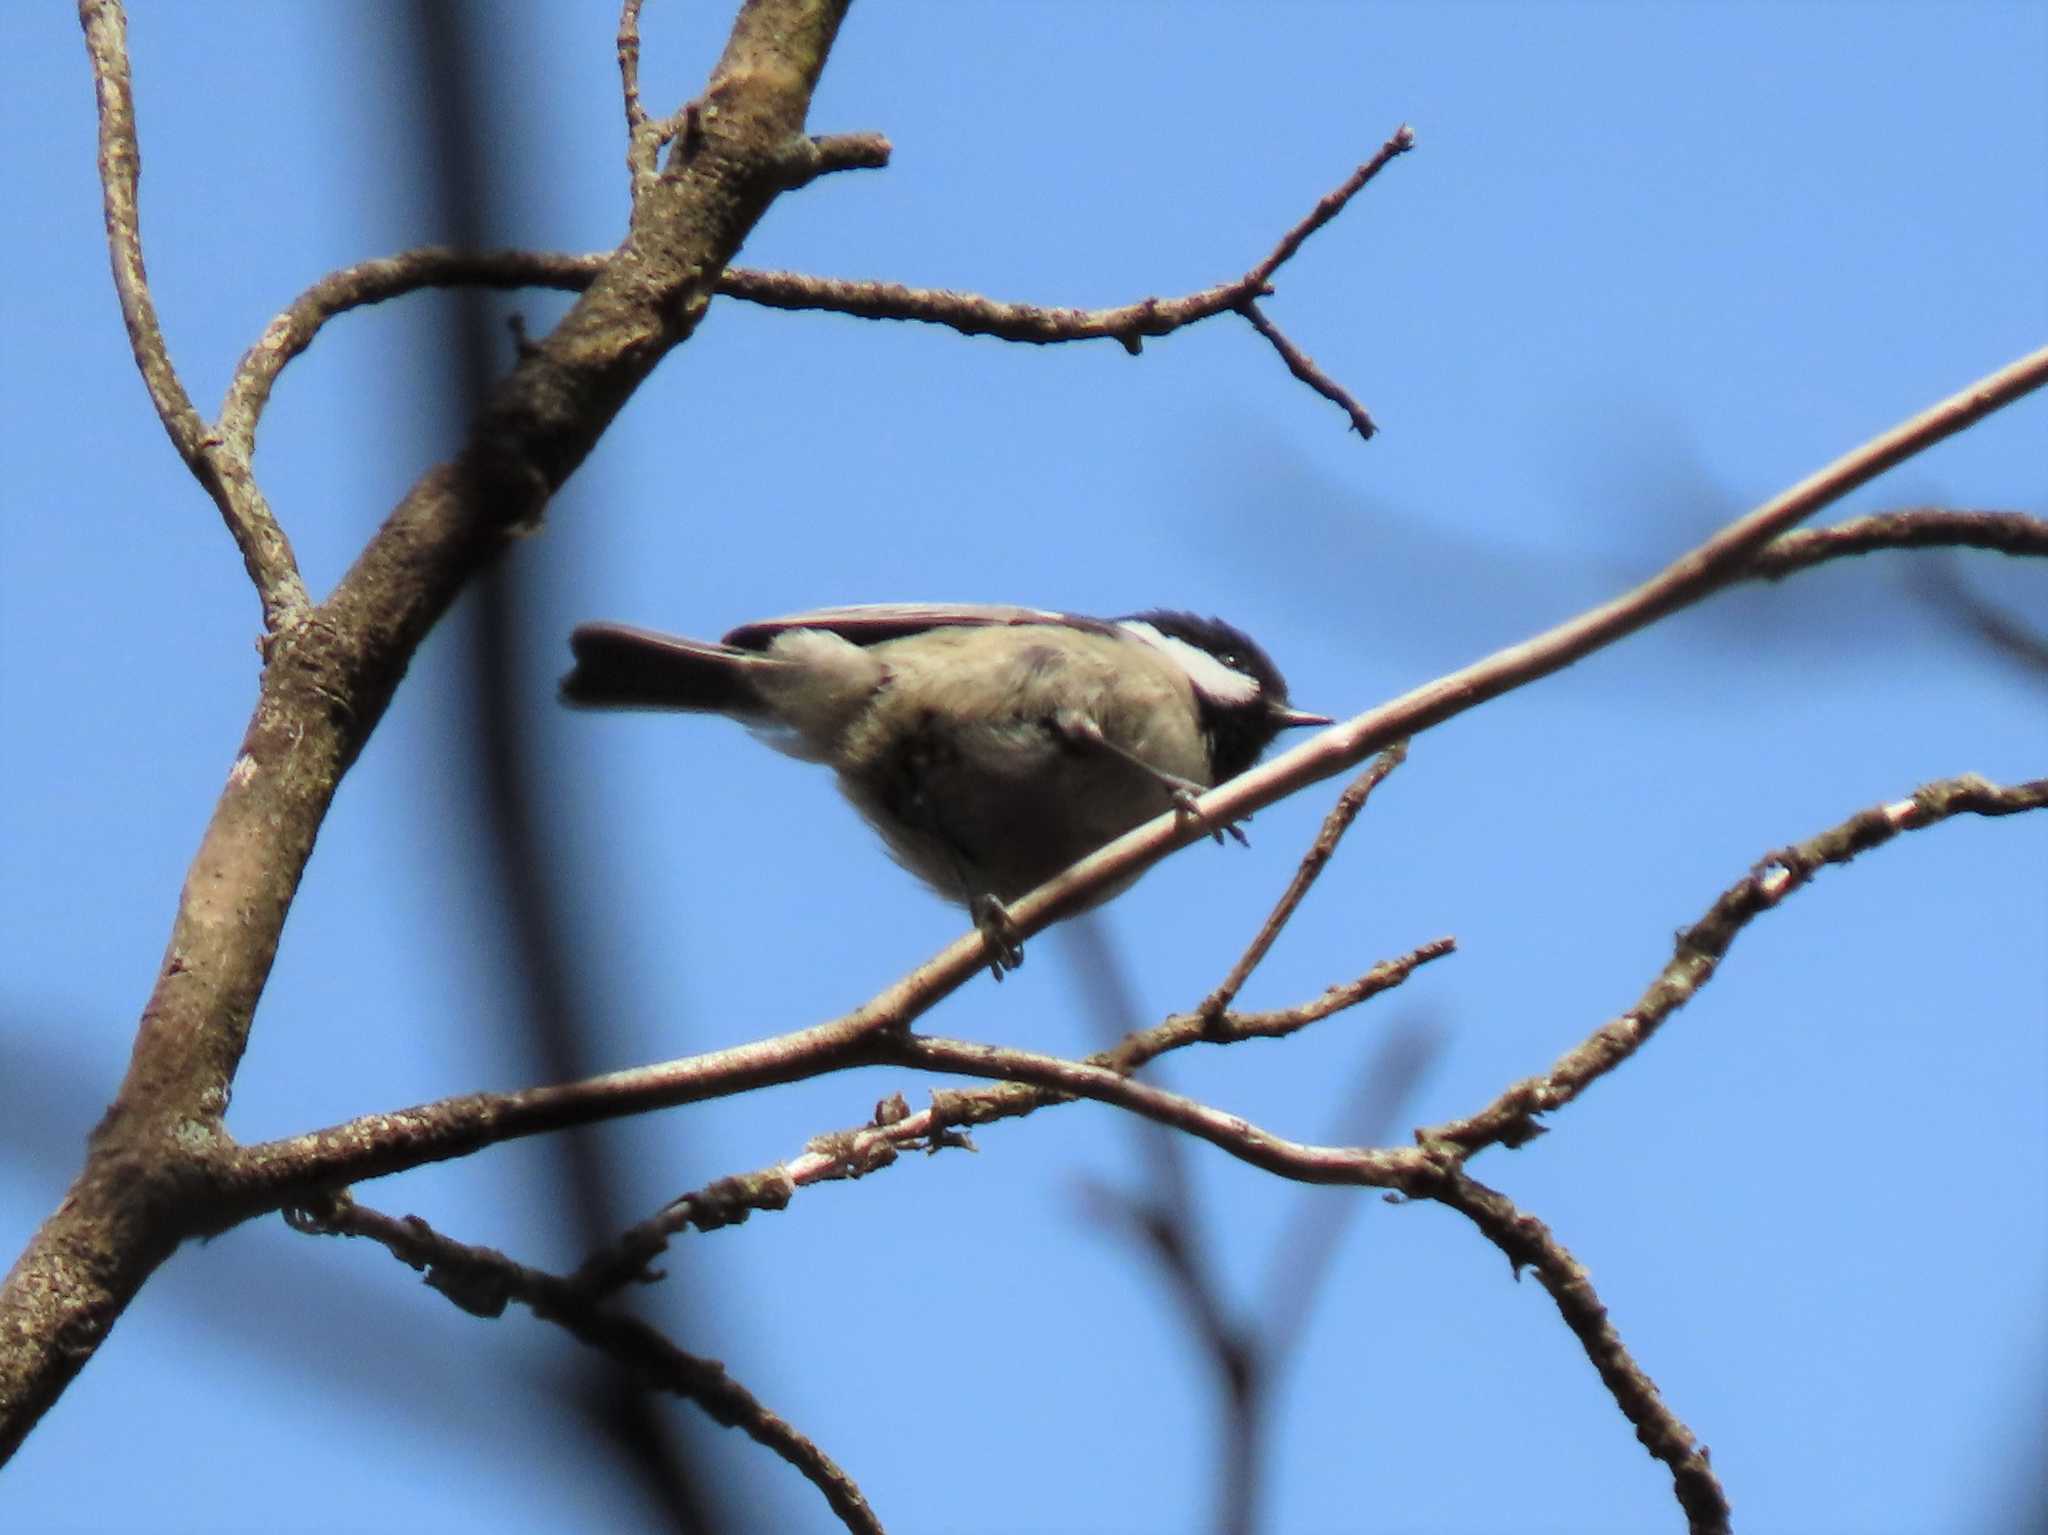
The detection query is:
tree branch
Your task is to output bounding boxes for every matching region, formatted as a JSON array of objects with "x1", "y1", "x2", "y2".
[
  {"x1": 221, "y1": 940, "x2": 1454, "y2": 1231},
  {"x1": 222, "y1": 126, "x2": 1410, "y2": 454},
  {"x1": 2, "y1": 0, "x2": 861, "y2": 1463},
  {"x1": 561, "y1": 940, "x2": 1454, "y2": 1298},
  {"x1": 987, "y1": 347, "x2": 2048, "y2": 962},
  {"x1": 532, "y1": 765, "x2": 2047, "y2": 1527},
  {"x1": 1747, "y1": 508, "x2": 2047, "y2": 579},
  {"x1": 1237, "y1": 296, "x2": 1380, "y2": 436},
  {"x1": 1428, "y1": 1172, "x2": 1729, "y2": 1534},
  {"x1": 715, "y1": 122, "x2": 1410, "y2": 365},
  {"x1": 78, "y1": 0, "x2": 307, "y2": 628},
  {"x1": 220, "y1": 249, "x2": 607, "y2": 459},
  {"x1": 617, "y1": 0, "x2": 650, "y2": 169},
  {"x1": 1425, "y1": 773, "x2": 2048, "y2": 1156},
  {"x1": 289, "y1": 1195, "x2": 881, "y2": 1535},
  {"x1": 1201, "y1": 743, "x2": 1408, "y2": 1018},
  {"x1": 187, "y1": 419, "x2": 2048, "y2": 1212}
]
